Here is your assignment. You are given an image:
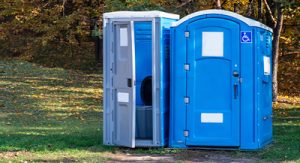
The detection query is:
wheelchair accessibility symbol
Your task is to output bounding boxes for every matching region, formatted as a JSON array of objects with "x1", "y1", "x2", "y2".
[{"x1": 241, "y1": 31, "x2": 252, "y2": 43}]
